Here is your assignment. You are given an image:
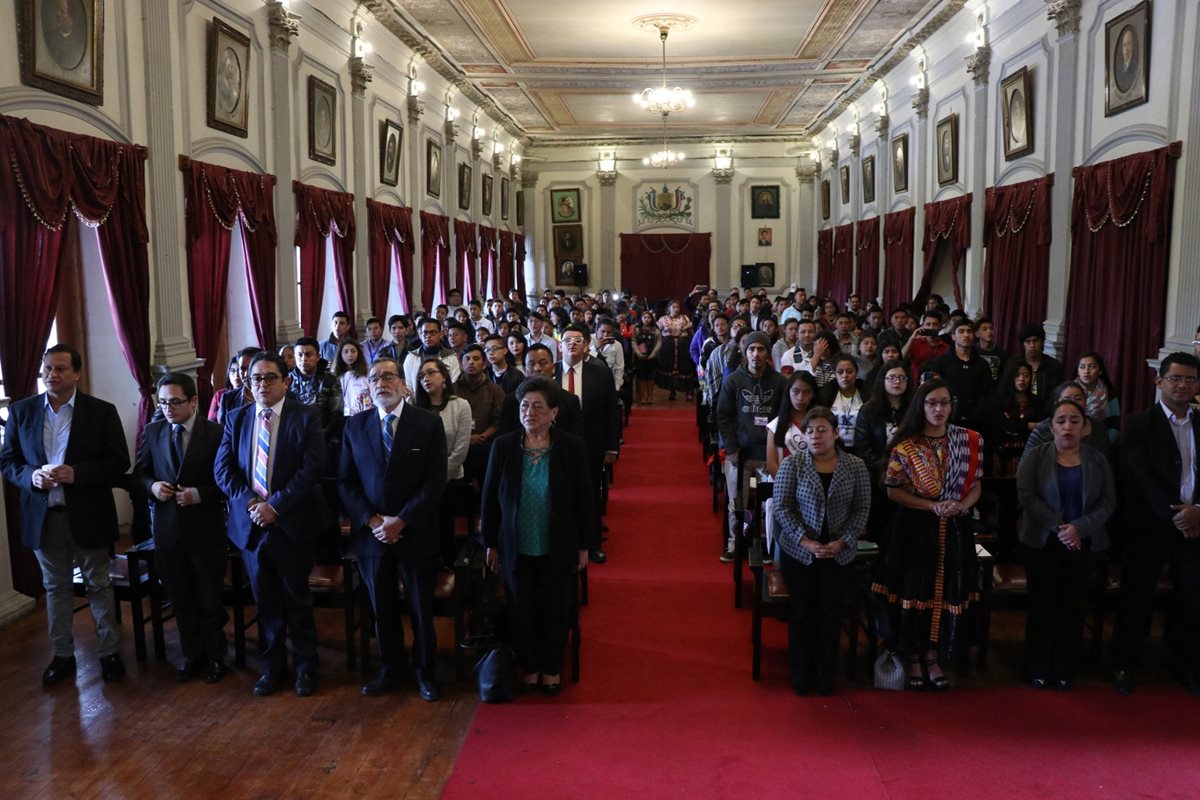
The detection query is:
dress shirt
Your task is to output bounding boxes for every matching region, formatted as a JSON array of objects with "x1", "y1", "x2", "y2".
[
  {"x1": 561, "y1": 360, "x2": 584, "y2": 406},
  {"x1": 253, "y1": 397, "x2": 286, "y2": 493},
  {"x1": 42, "y1": 390, "x2": 76, "y2": 507},
  {"x1": 1160, "y1": 400, "x2": 1196, "y2": 504}
]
